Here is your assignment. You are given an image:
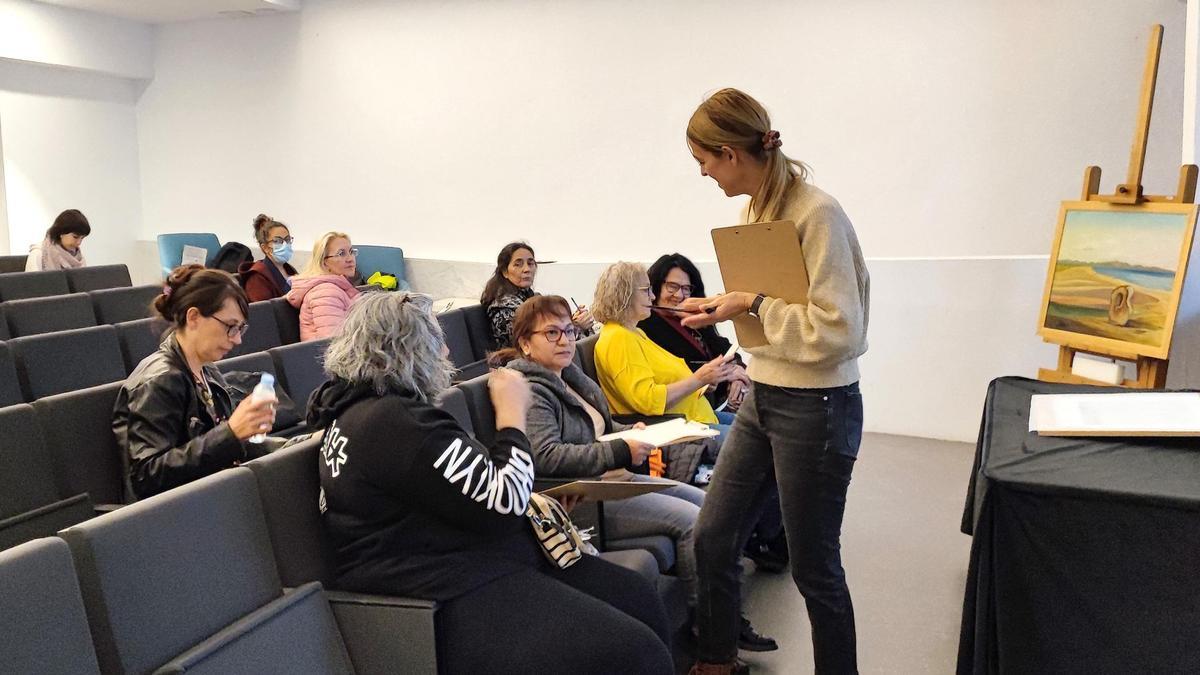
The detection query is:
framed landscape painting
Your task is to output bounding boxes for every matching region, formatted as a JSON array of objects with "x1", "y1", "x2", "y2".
[{"x1": 1038, "y1": 200, "x2": 1199, "y2": 359}]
